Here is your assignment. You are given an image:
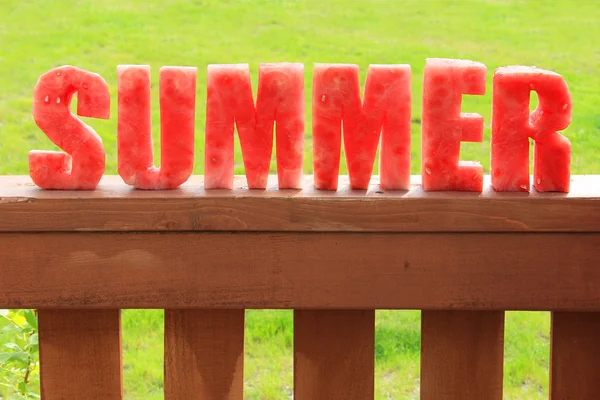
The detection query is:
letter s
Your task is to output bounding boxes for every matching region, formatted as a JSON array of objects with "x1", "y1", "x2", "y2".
[{"x1": 29, "y1": 65, "x2": 110, "y2": 190}]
